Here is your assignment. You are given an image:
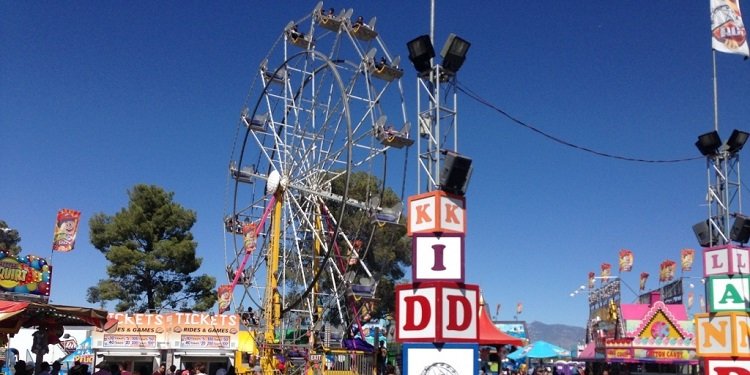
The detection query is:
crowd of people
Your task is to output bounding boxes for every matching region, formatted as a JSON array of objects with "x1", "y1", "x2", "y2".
[{"x1": 6, "y1": 360, "x2": 232, "y2": 375}]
